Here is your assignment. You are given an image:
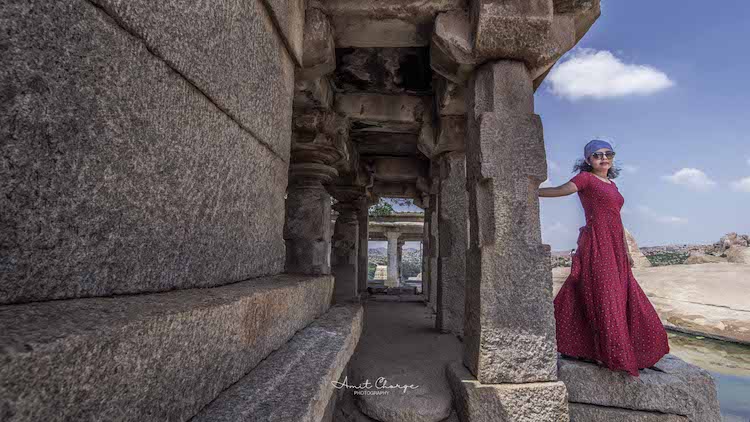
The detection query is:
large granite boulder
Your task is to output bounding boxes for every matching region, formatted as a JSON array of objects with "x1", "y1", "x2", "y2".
[
  {"x1": 685, "y1": 250, "x2": 727, "y2": 265},
  {"x1": 725, "y1": 245, "x2": 750, "y2": 264},
  {"x1": 624, "y1": 228, "x2": 652, "y2": 268}
]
